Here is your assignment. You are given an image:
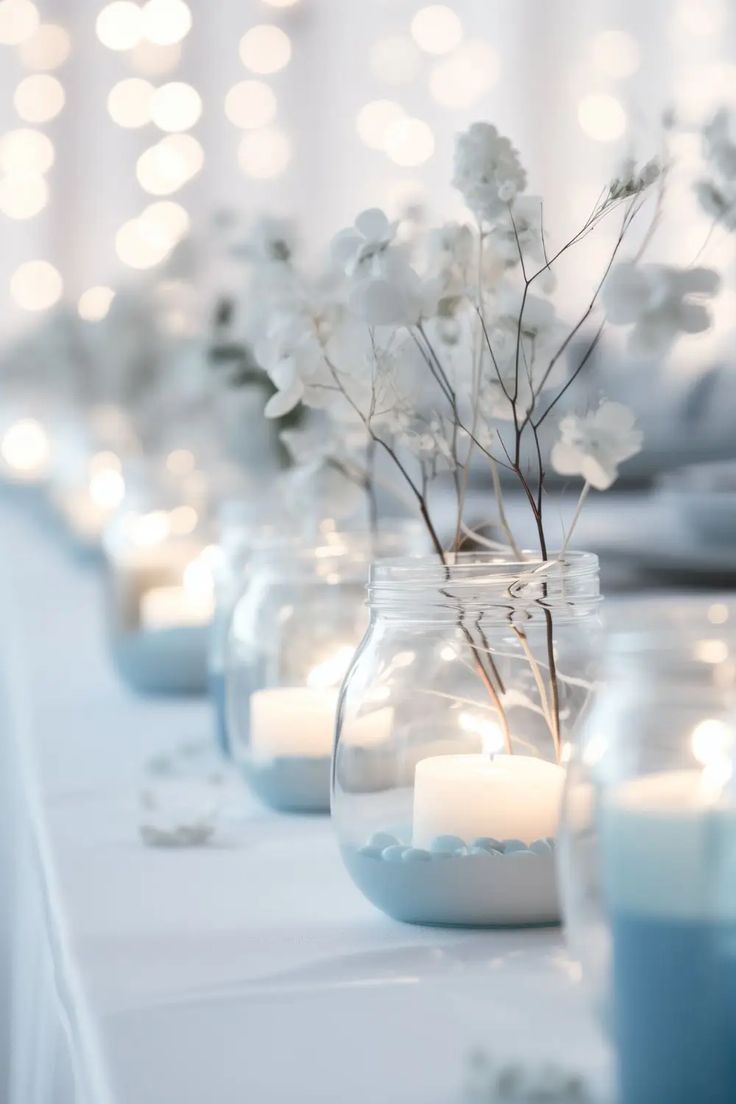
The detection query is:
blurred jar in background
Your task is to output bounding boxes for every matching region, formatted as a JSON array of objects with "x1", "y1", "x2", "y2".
[
  {"x1": 103, "y1": 454, "x2": 218, "y2": 695},
  {"x1": 224, "y1": 522, "x2": 425, "y2": 812},
  {"x1": 558, "y1": 618, "x2": 736, "y2": 1104}
]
